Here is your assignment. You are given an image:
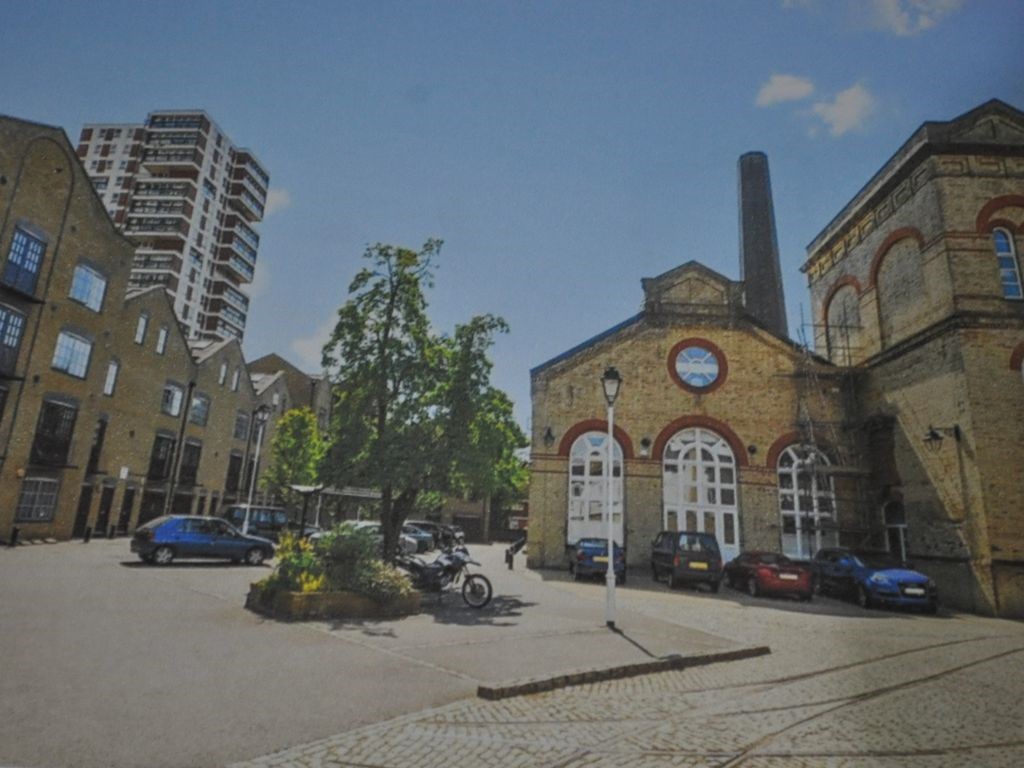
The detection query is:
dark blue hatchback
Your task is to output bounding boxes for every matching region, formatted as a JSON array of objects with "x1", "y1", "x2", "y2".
[
  {"x1": 131, "y1": 515, "x2": 275, "y2": 566},
  {"x1": 812, "y1": 547, "x2": 938, "y2": 613},
  {"x1": 569, "y1": 538, "x2": 626, "y2": 584}
]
